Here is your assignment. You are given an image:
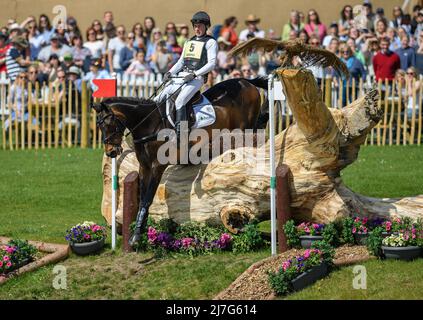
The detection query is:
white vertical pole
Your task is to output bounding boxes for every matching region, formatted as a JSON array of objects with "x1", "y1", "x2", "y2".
[
  {"x1": 111, "y1": 157, "x2": 117, "y2": 250},
  {"x1": 111, "y1": 74, "x2": 118, "y2": 251},
  {"x1": 268, "y1": 74, "x2": 277, "y2": 256}
]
